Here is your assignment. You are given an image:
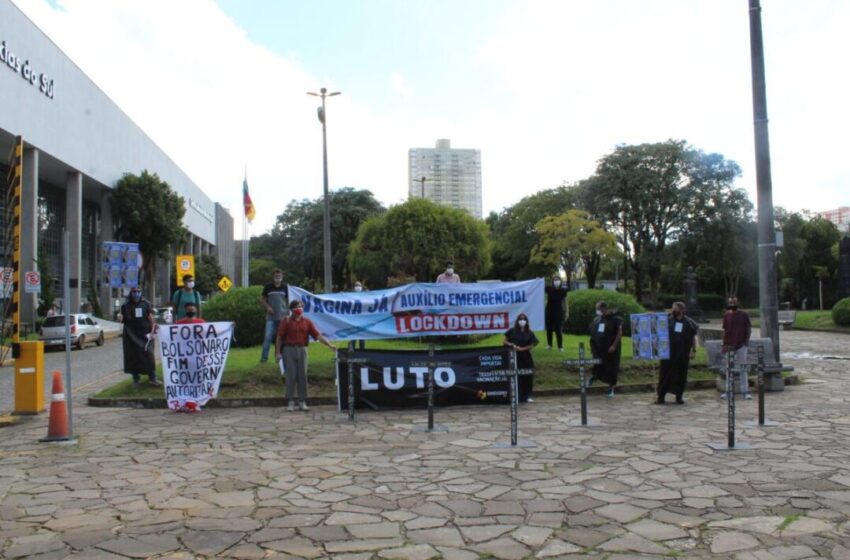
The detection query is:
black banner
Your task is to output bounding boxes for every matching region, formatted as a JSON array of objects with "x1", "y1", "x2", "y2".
[{"x1": 336, "y1": 346, "x2": 530, "y2": 410}]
